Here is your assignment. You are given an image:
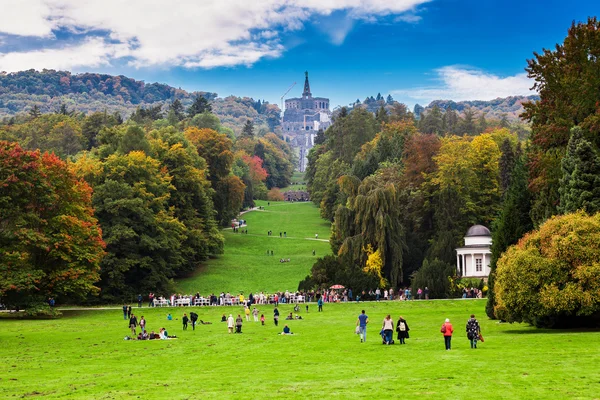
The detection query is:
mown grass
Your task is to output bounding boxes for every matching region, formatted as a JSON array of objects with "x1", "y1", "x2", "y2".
[
  {"x1": 2, "y1": 300, "x2": 599, "y2": 399},
  {"x1": 176, "y1": 200, "x2": 331, "y2": 294}
]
